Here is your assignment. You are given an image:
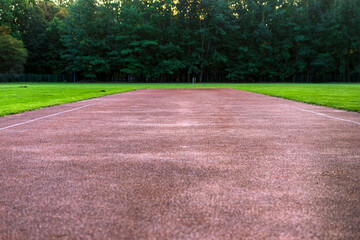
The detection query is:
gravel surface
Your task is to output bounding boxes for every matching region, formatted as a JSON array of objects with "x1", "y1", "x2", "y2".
[{"x1": 1, "y1": 89, "x2": 360, "y2": 239}]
